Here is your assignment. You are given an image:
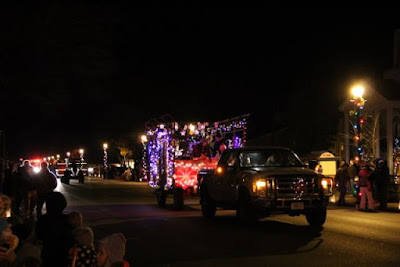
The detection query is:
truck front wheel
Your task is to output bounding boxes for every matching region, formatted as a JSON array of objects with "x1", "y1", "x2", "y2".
[
  {"x1": 201, "y1": 187, "x2": 216, "y2": 218},
  {"x1": 237, "y1": 190, "x2": 257, "y2": 224},
  {"x1": 305, "y1": 207, "x2": 327, "y2": 227}
]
